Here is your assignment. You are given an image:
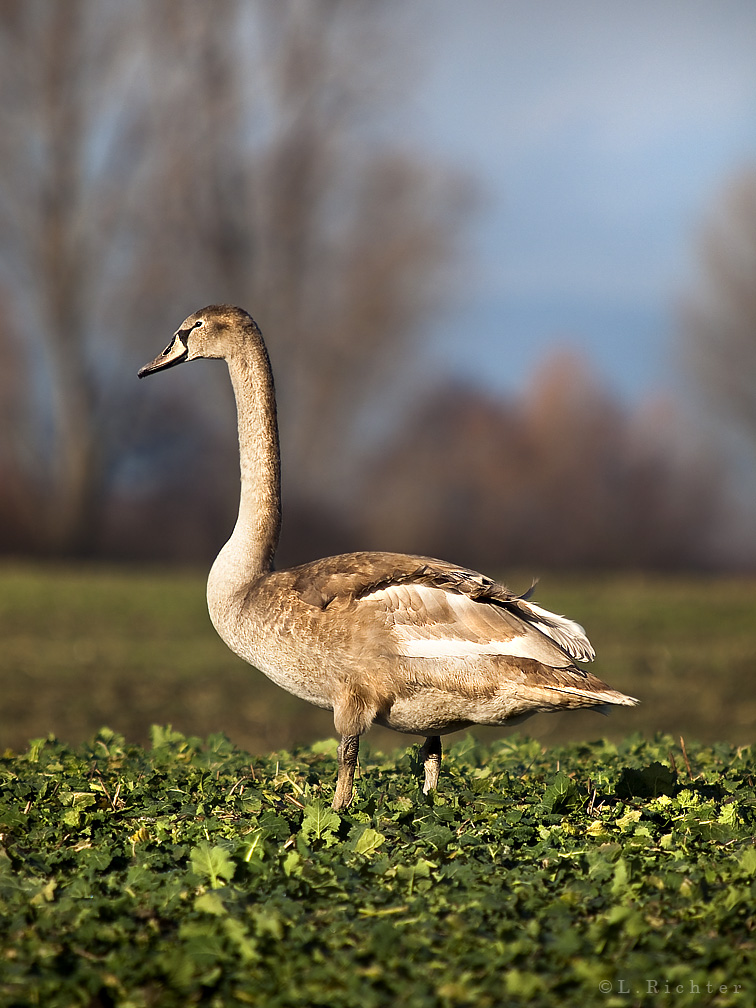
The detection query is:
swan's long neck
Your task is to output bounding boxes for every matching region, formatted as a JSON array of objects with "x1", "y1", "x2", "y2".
[{"x1": 208, "y1": 342, "x2": 281, "y2": 607}]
